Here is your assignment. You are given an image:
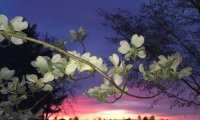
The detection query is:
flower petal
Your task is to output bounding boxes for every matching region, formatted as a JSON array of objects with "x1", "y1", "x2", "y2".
[
  {"x1": 26, "y1": 74, "x2": 38, "y2": 83},
  {"x1": 41, "y1": 72, "x2": 54, "y2": 83},
  {"x1": 69, "y1": 30, "x2": 78, "y2": 41},
  {"x1": 81, "y1": 52, "x2": 90, "y2": 60},
  {"x1": 42, "y1": 84, "x2": 53, "y2": 91},
  {"x1": 51, "y1": 54, "x2": 62, "y2": 63},
  {"x1": 0, "y1": 67, "x2": 15, "y2": 80},
  {"x1": 131, "y1": 34, "x2": 144, "y2": 47},
  {"x1": 10, "y1": 16, "x2": 28, "y2": 31},
  {"x1": 170, "y1": 53, "x2": 182, "y2": 72},
  {"x1": 125, "y1": 52, "x2": 132, "y2": 60},
  {"x1": 109, "y1": 54, "x2": 119, "y2": 66},
  {"x1": 89, "y1": 56, "x2": 103, "y2": 68},
  {"x1": 118, "y1": 40, "x2": 131, "y2": 54},
  {"x1": 138, "y1": 50, "x2": 146, "y2": 58},
  {"x1": 78, "y1": 64, "x2": 92, "y2": 72},
  {"x1": 11, "y1": 37, "x2": 23, "y2": 45},
  {"x1": 78, "y1": 27, "x2": 86, "y2": 36},
  {"x1": 149, "y1": 62, "x2": 161, "y2": 72},
  {"x1": 158, "y1": 55, "x2": 169, "y2": 67},
  {"x1": 0, "y1": 14, "x2": 8, "y2": 30},
  {"x1": 139, "y1": 64, "x2": 145, "y2": 73},
  {"x1": 126, "y1": 64, "x2": 133, "y2": 70},
  {"x1": 52, "y1": 69, "x2": 64, "y2": 79},
  {"x1": 35, "y1": 56, "x2": 48, "y2": 68},
  {"x1": 113, "y1": 73, "x2": 123, "y2": 86},
  {"x1": 178, "y1": 67, "x2": 192, "y2": 79},
  {"x1": 65, "y1": 59, "x2": 77, "y2": 75}
]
